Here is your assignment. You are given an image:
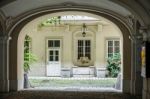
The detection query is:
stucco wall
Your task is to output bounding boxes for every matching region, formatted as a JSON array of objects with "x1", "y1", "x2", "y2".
[{"x1": 19, "y1": 14, "x2": 122, "y2": 76}]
